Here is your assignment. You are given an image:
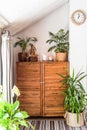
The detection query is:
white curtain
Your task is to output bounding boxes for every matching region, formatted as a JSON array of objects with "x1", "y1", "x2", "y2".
[
  {"x1": 1, "y1": 30, "x2": 13, "y2": 103},
  {"x1": 0, "y1": 30, "x2": 2, "y2": 85}
]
